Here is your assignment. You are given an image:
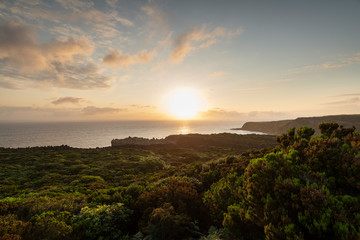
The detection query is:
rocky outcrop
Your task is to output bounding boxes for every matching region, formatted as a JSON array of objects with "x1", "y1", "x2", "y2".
[{"x1": 235, "y1": 114, "x2": 360, "y2": 135}]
